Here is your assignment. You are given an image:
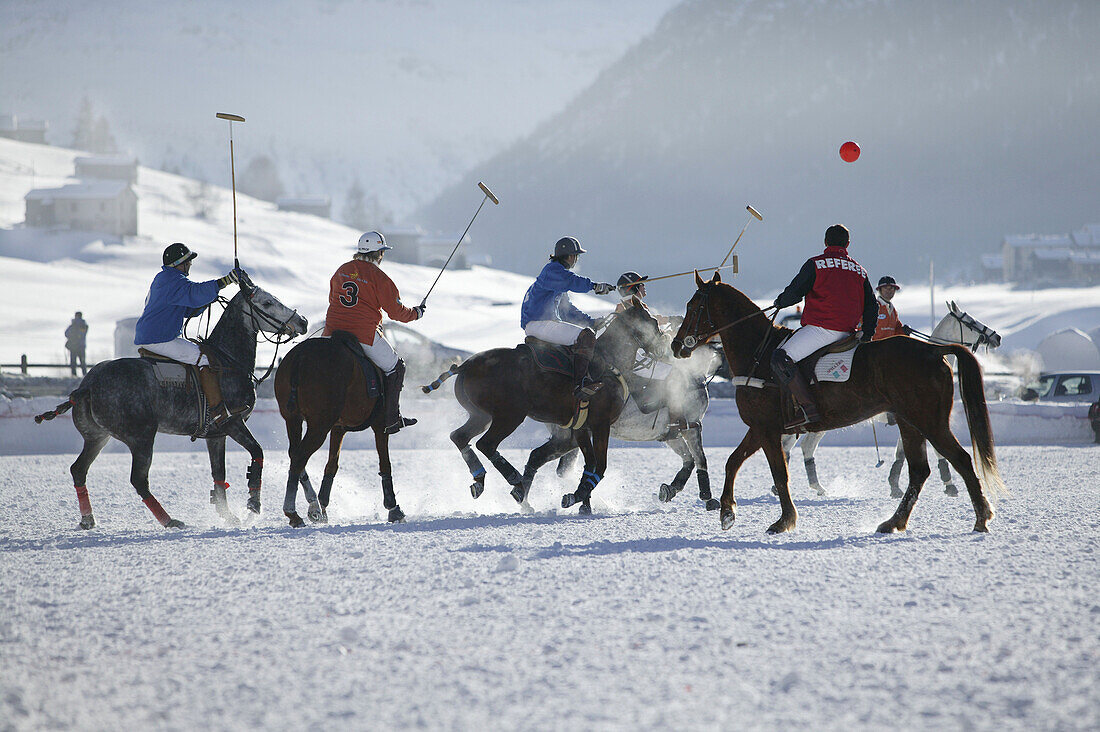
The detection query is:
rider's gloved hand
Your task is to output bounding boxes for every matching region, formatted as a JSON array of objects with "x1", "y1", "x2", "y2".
[
  {"x1": 413, "y1": 304, "x2": 426, "y2": 319},
  {"x1": 592, "y1": 282, "x2": 615, "y2": 295},
  {"x1": 217, "y1": 270, "x2": 240, "y2": 289},
  {"x1": 859, "y1": 330, "x2": 874, "y2": 343}
]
